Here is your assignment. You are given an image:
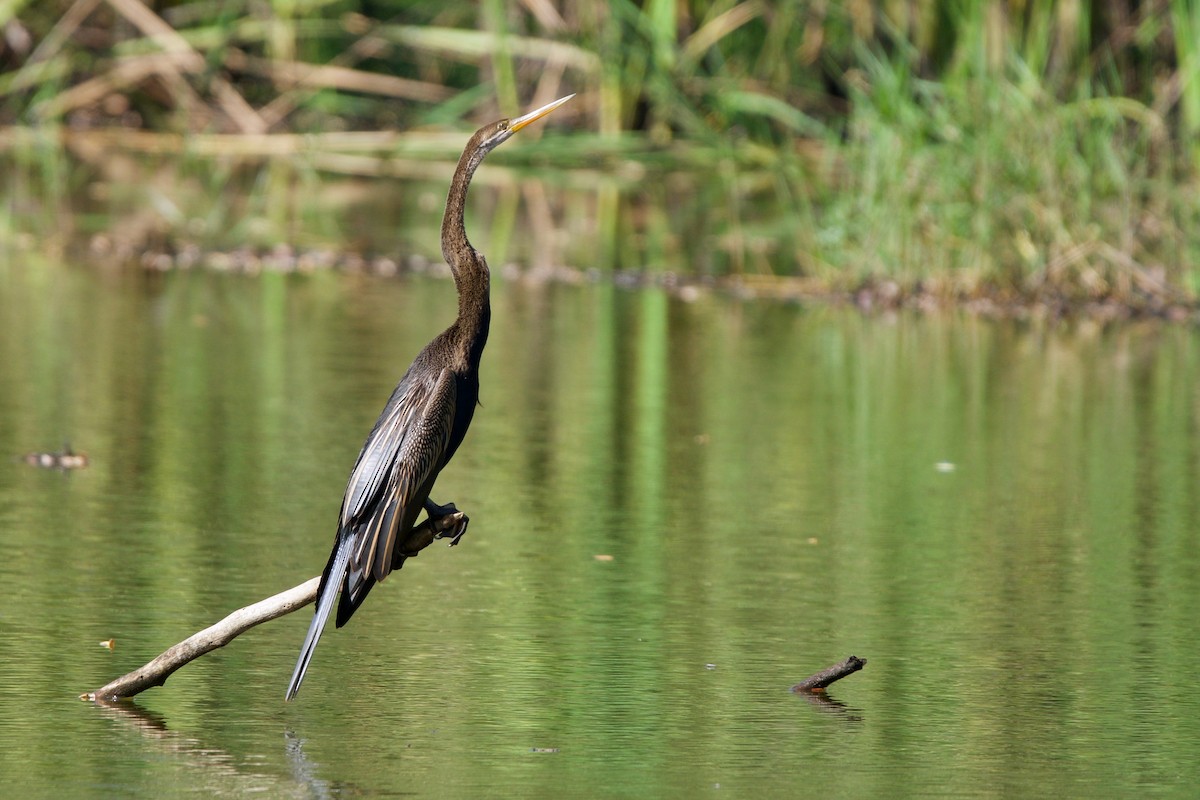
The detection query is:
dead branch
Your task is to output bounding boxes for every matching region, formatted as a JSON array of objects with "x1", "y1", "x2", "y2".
[
  {"x1": 82, "y1": 577, "x2": 319, "y2": 702},
  {"x1": 790, "y1": 655, "x2": 867, "y2": 693},
  {"x1": 83, "y1": 512, "x2": 467, "y2": 702}
]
